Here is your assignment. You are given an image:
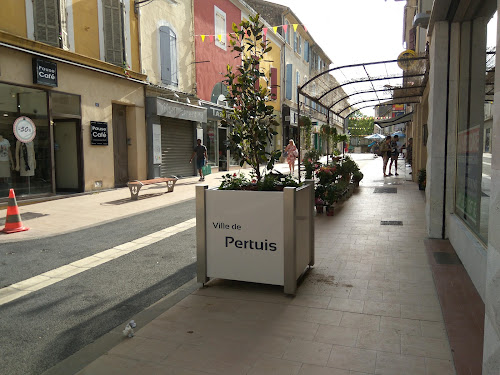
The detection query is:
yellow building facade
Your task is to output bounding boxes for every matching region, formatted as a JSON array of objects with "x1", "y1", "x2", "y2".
[{"x1": 0, "y1": 0, "x2": 147, "y2": 199}]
